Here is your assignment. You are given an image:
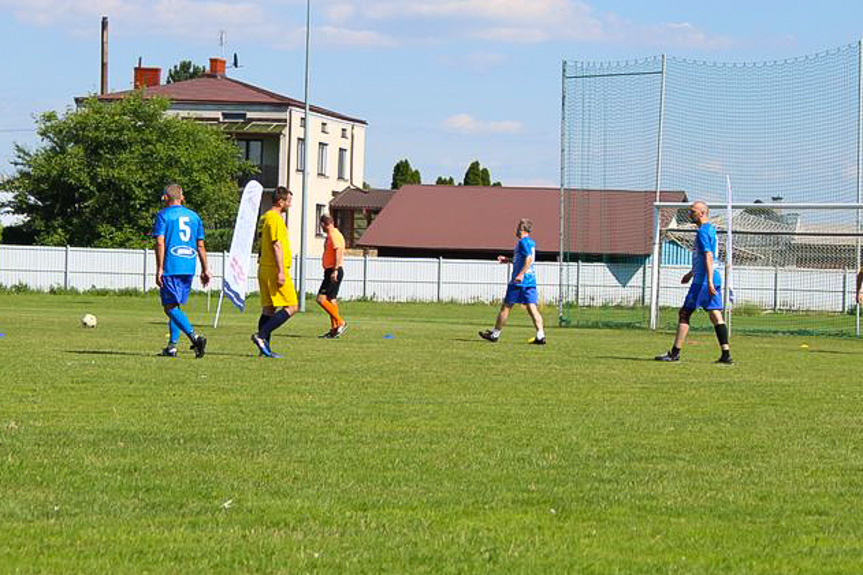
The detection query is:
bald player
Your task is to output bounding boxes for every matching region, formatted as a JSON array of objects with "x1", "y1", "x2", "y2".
[{"x1": 655, "y1": 201, "x2": 733, "y2": 364}]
